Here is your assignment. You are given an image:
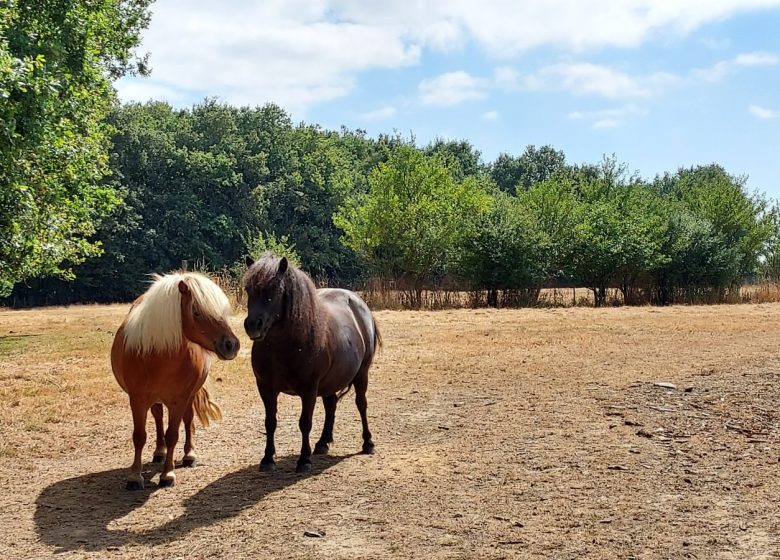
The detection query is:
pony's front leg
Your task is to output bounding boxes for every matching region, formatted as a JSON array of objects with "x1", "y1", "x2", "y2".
[
  {"x1": 182, "y1": 402, "x2": 197, "y2": 467},
  {"x1": 159, "y1": 405, "x2": 184, "y2": 487},
  {"x1": 150, "y1": 403, "x2": 166, "y2": 463},
  {"x1": 127, "y1": 397, "x2": 149, "y2": 490},
  {"x1": 258, "y1": 385, "x2": 279, "y2": 472},
  {"x1": 296, "y1": 388, "x2": 318, "y2": 474}
]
